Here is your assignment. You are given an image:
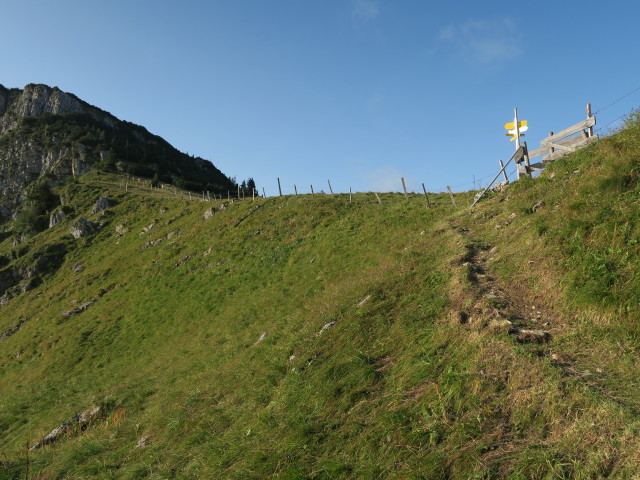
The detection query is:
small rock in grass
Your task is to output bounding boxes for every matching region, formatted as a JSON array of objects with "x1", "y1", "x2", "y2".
[
  {"x1": 487, "y1": 318, "x2": 512, "y2": 335},
  {"x1": 510, "y1": 327, "x2": 551, "y2": 344},
  {"x1": 115, "y1": 224, "x2": 128, "y2": 237},
  {"x1": 136, "y1": 435, "x2": 152, "y2": 448},
  {"x1": 532, "y1": 201, "x2": 545, "y2": 213},
  {"x1": 319, "y1": 321, "x2": 335, "y2": 334},
  {"x1": 357, "y1": 295, "x2": 371, "y2": 307}
]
